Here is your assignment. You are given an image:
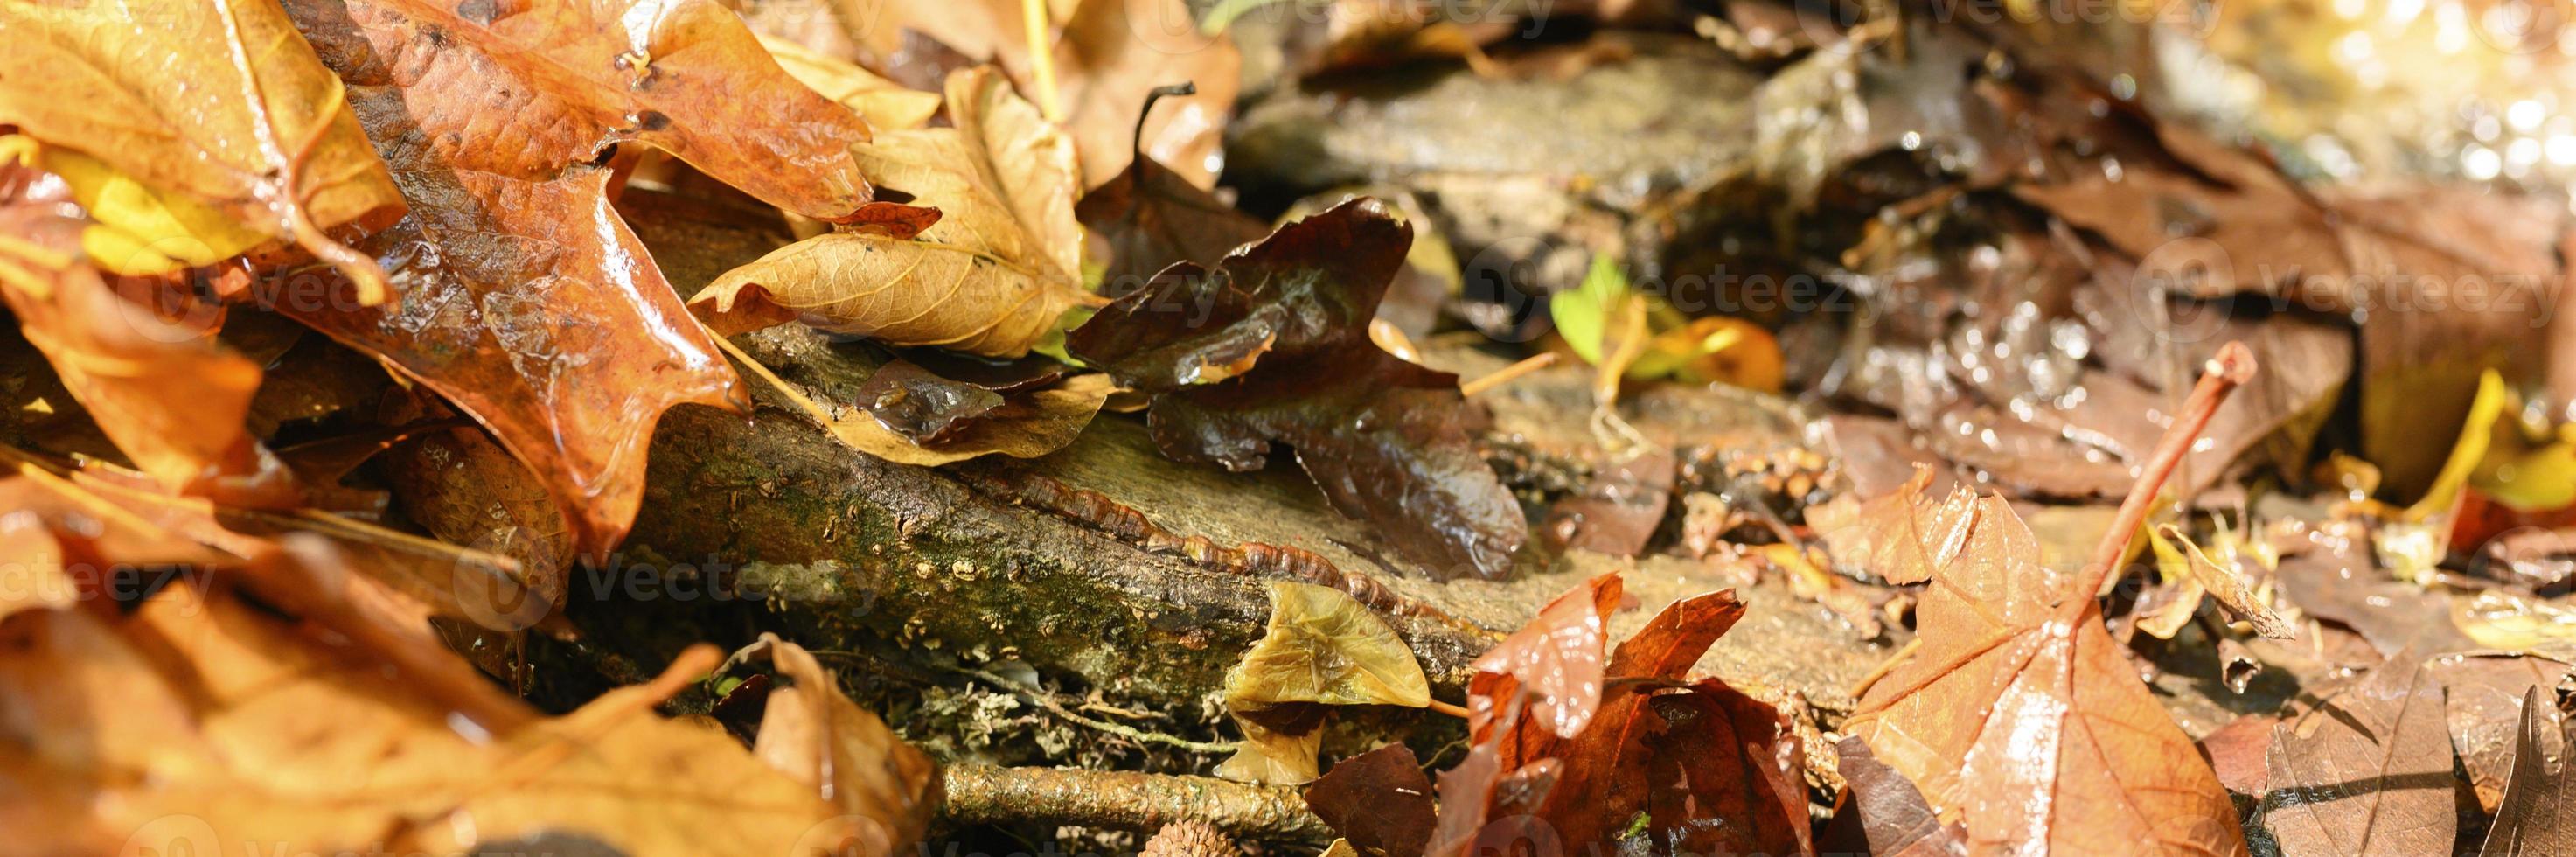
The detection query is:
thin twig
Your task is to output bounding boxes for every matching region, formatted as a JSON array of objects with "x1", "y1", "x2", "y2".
[
  {"x1": 957, "y1": 666, "x2": 1238, "y2": 754},
  {"x1": 1459, "y1": 352, "x2": 1558, "y2": 397},
  {"x1": 1425, "y1": 698, "x2": 1471, "y2": 719}
]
